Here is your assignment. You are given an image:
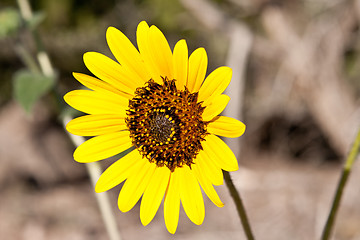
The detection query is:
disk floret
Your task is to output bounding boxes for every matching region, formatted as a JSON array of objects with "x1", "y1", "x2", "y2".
[{"x1": 126, "y1": 78, "x2": 208, "y2": 171}]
